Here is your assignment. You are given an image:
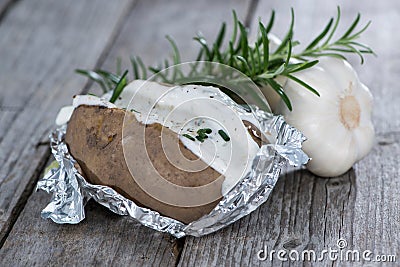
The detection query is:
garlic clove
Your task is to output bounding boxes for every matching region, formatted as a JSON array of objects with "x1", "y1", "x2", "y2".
[
  {"x1": 303, "y1": 121, "x2": 356, "y2": 177},
  {"x1": 318, "y1": 58, "x2": 359, "y2": 93}
]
